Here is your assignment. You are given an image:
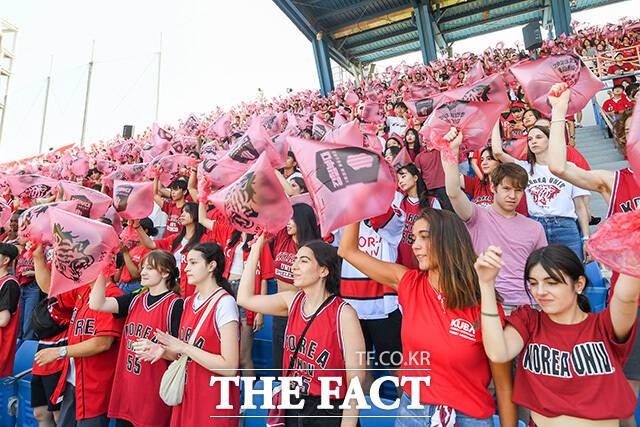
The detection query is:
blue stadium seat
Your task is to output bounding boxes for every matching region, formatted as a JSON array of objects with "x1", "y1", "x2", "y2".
[
  {"x1": 16, "y1": 379, "x2": 36, "y2": 427},
  {"x1": 252, "y1": 338, "x2": 273, "y2": 377},
  {"x1": 254, "y1": 314, "x2": 272, "y2": 341},
  {"x1": 12, "y1": 340, "x2": 38, "y2": 378},
  {"x1": 492, "y1": 415, "x2": 527, "y2": 426},
  {"x1": 585, "y1": 262, "x2": 605, "y2": 289},
  {"x1": 0, "y1": 376, "x2": 16, "y2": 427},
  {"x1": 584, "y1": 287, "x2": 608, "y2": 313},
  {"x1": 359, "y1": 396, "x2": 397, "y2": 427},
  {"x1": 242, "y1": 380, "x2": 275, "y2": 427}
]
